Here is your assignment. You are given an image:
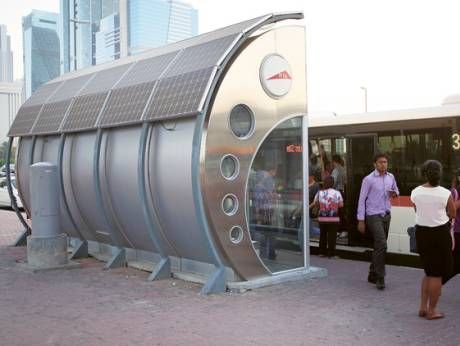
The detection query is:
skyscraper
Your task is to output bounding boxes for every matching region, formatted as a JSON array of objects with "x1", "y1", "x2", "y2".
[
  {"x1": 59, "y1": 0, "x2": 198, "y2": 71},
  {"x1": 95, "y1": 13, "x2": 120, "y2": 64},
  {"x1": 0, "y1": 25, "x2": 13, "y2": 82},
  {"x1": 128, "y1": 0, "x2": 198, "y2": 56},
  {"x1": 0, "y1": 81, "x2": 23, "y2": 142},
  {"x1": 60, "y1": 0, "x2": 118, "y2": 73},
  {"x1": 22, "y1": 10, "x2": 60, "y2": 98}
]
